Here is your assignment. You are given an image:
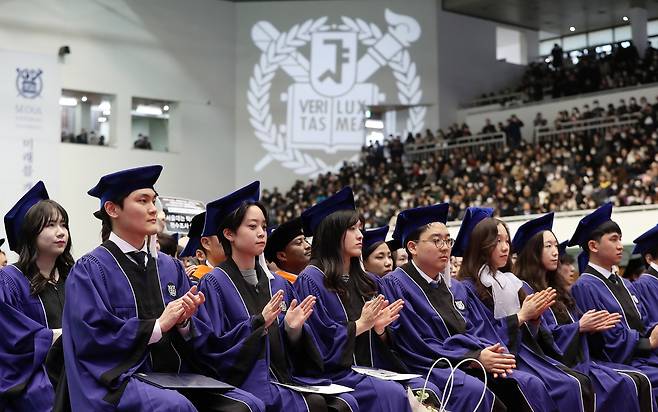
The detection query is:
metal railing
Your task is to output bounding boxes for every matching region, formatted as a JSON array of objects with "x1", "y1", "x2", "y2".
[
  {"x1": 461, "y1": 92, "x2": 525, "y2": 109},
  {"x1": 405, "y1": 132, "x2": 506, "y2": 159},
  {"x1": 534, "y1": 113, "x2": 642, "y2": 143}
]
